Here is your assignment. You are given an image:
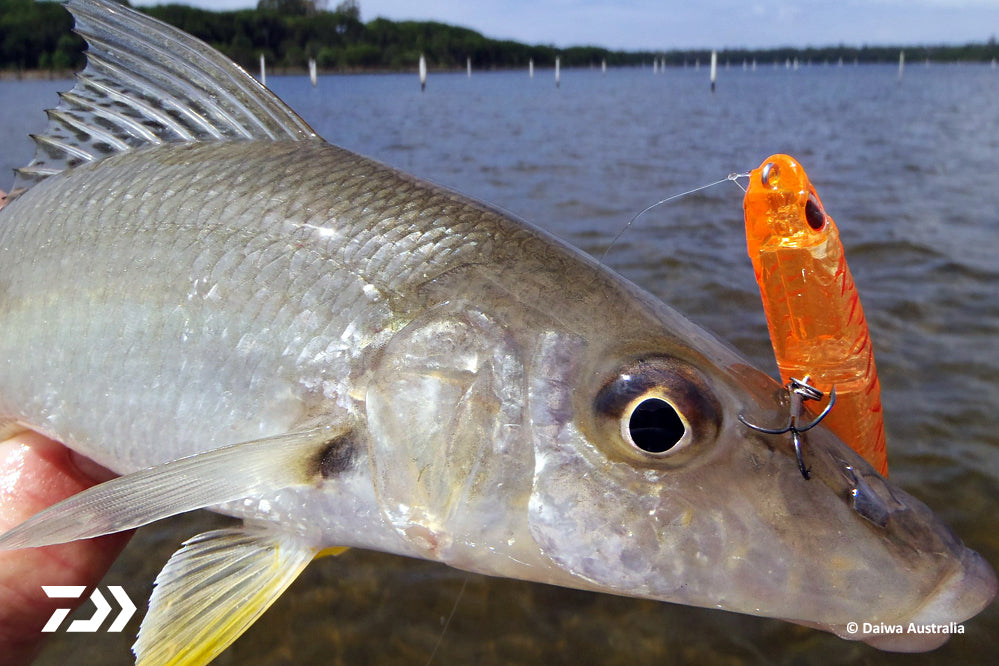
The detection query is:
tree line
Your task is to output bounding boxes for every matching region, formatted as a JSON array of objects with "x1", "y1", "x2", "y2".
[{"x1": 2, "y1": 0, "x2": 997, "y2": 75}]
